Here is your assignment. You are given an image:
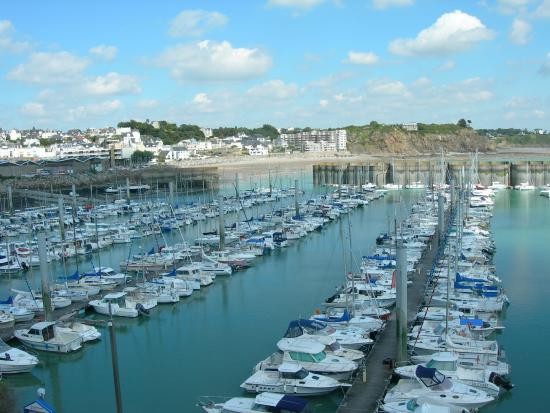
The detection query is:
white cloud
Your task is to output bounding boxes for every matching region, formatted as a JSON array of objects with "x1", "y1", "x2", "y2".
[
  {"x1": 82, "y1": 72, "x2": 140, "y2": 96},
  {"x1": 533, "y1": 109, "x2": 545, "y2": 118},
  {"x1": 535, "y1": 0, "x2": 550, "y2": 17},
  {"x1": 345, "y1": 51, "x2": 379, "y2": 65},
  {"x1": 333, "y1": 93, "x2": 344, "y2": 101},
  {"x1": 367, "y1": 79, "x2": 409, "y2": 96},
  {"x1": 0, "y1": 20, "x2": 29, "y2": 52},
  {"x1": 20, "y1": 102, "x2": 46, "y2": 117},
  {"x1": 136, "y1": 99, "x2": 159, "y2": 109},
  {"x1": 193, "y1": 93, "x2": 212, "y2": 105},
  {"x1": 437, "y1": 60, "x2": 456, "y2": 71},
  {"x1": 156, "y1": 40, "x2": 272, "y2": 82},
  {"x1": 89, "y1": 44, "x2": 117, "y2": 60},
  {"x1": 509, "y1": 19, "x2": 531, "y2": 45},
  {"x1": 8, "y1": 51, "x2": 89, "y2": 84},
  {"x1": 372, "y1": 0, "x2": 414, "y2": 10},
  {"x1": 268, "y1": 0, "x2": 324, "y2": 10},
  {"x1": 68, "y1": 100, "x2": 122, "y2": 121},
  {"x1": 247, "y1": 79, "x2": 298, "y2": 99},
  {"x1": 319, "y1": 99, "x2": 329, "y2": 107},
  {"x1": 389, "y1": 10, "x2": 494, "y2": 56},
  {"x1": 169, "y1": 10, "x2": 228, "y2": 37}
]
